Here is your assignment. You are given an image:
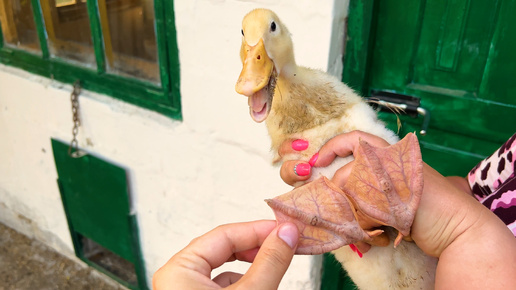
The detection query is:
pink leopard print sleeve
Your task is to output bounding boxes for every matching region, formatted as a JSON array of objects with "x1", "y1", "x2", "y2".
[{"x1": 468, "y1": 133, "x2": 516, "y2": 236}]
